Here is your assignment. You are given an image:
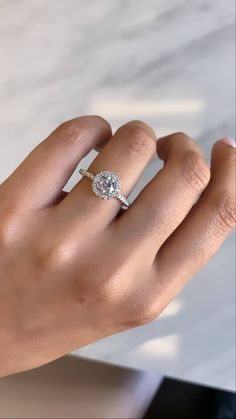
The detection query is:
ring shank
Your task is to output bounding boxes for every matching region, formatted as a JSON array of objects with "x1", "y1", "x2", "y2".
[
  {"x1": 114, "y1": 191, "x2": 131, "y2": 209},
  {"x1": 79, "y1": 168, "x2": 95, "y2": 181}
]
